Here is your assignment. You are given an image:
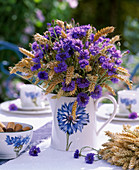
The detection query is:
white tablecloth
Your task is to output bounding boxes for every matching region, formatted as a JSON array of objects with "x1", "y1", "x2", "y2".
[{"x1": 0, "y1": 106, "x2": 138, "y2": 170}]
